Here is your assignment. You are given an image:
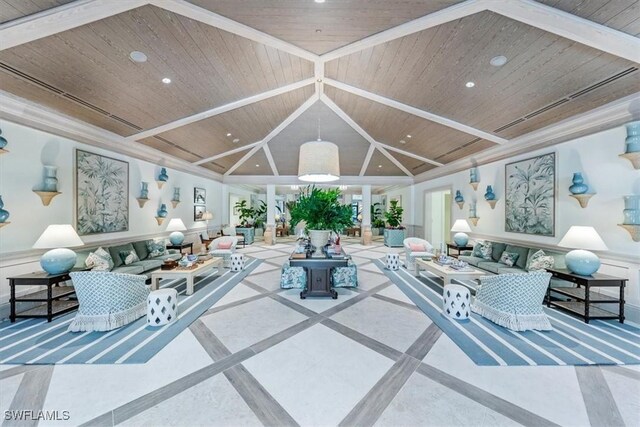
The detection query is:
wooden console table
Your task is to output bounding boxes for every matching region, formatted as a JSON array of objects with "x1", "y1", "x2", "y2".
[
  {"x1": 8, "y1": 271, "x2": 79, "y2": 322},
  {"x1": 545, "y1": 268, "x2": 626, "y2": 323},
  {"x1": 289, "y1": 251, "x2": 349, "y2": 299},
  {"x1": 166, "y1": 242, "x2": 193, "y2": 254},
  {"x1": 446, "y1": 242, "x2": 473, "y2": 258}
]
